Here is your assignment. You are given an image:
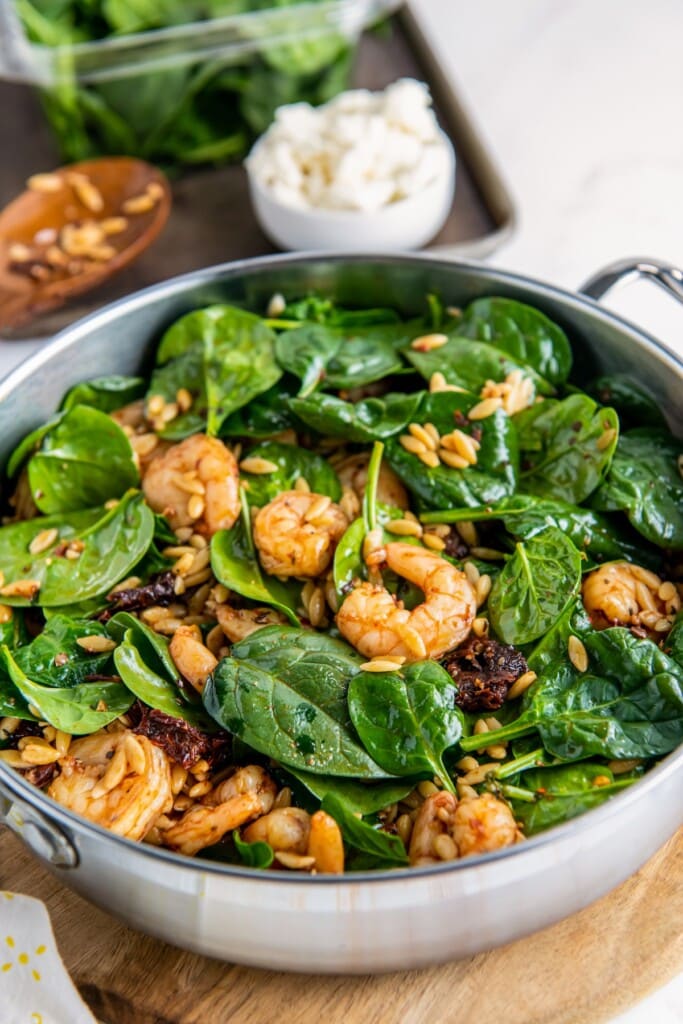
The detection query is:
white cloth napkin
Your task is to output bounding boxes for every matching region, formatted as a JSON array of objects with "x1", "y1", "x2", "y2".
[{"x1": 0, "y1": 891, "x2": 97, "y2": 1024}]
